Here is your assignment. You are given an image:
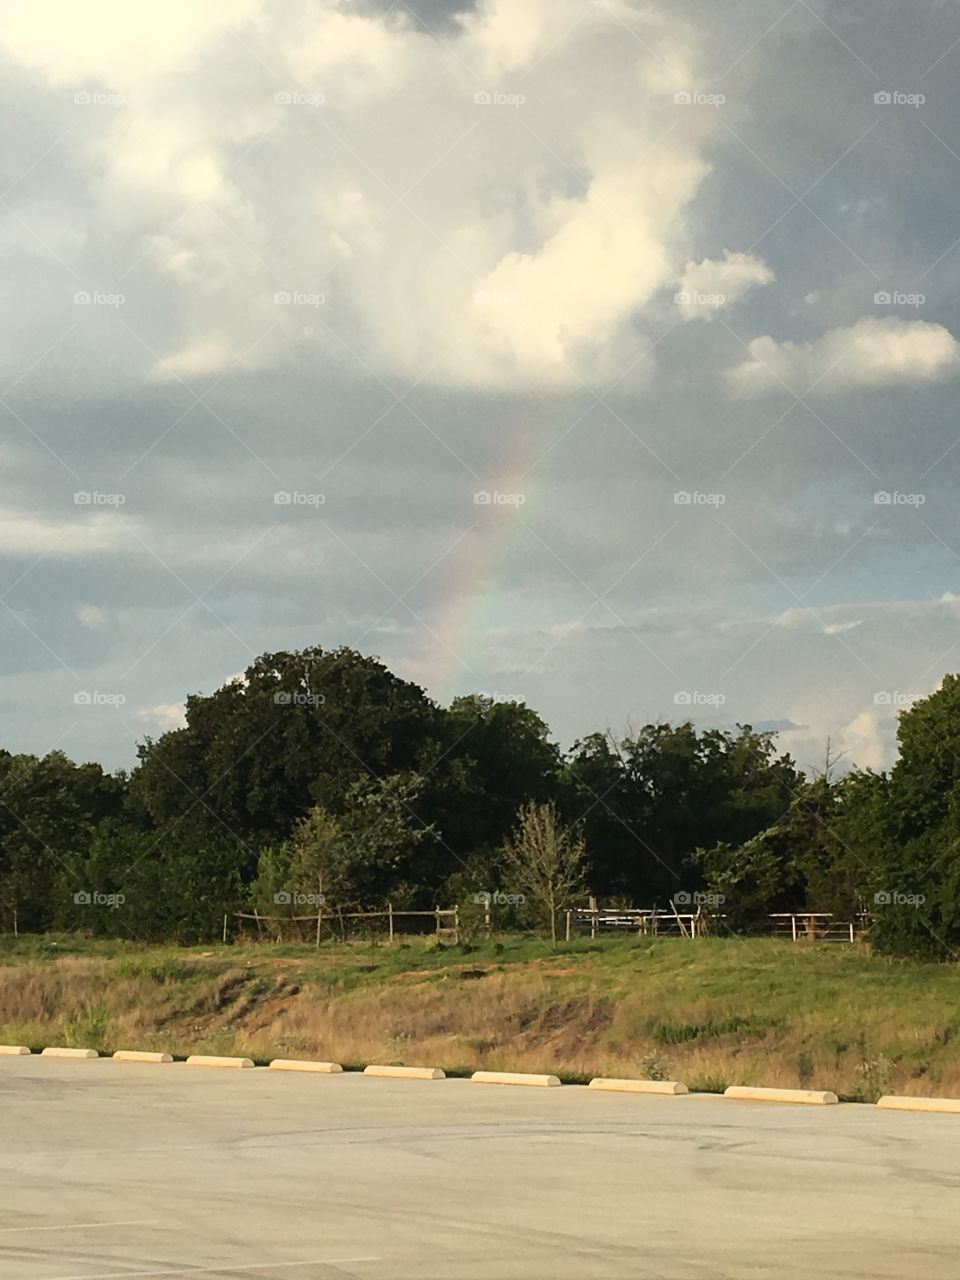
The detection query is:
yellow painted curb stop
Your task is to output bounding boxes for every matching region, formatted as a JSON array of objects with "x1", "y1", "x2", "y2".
[
  {"x1": 363, "y1": 1064, "x2": 445, "y2": 1080},
  {"x1": 725, "y1": 1086, "x2": 838, "y2": 1105},
  {"x1": 113, "y1": 1051, "x2": 174, "y2": 1063},
  {"x1": 877, "y1": 1095, "x2": 960, "y2": 1114},
  {"x1": 472, "y1": 1071, "x2": 561, "y2": 1088},
  {"x1": 0, "y1": 1045, "x2": 31, "y2": 1056},
  {"x1": 186, "y1": 1054, "x2": 254, "y2": 1069},
  {"x1": 589, "y1": 1077, "x2": 688, "y2": 1095},
  {"x1": 269, "y1": 1059, "x2": 343, "y2": 1074}
]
